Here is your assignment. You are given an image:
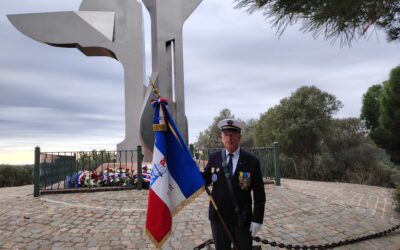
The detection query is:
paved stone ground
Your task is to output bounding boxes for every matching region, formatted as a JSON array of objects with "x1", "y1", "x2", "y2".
[{"x1": 0, "y1": 179, "x2": 399, "y2": 249}]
